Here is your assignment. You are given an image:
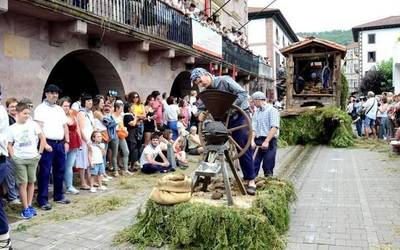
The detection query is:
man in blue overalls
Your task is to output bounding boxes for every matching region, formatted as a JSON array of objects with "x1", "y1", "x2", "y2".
[{"x1": 190, "y1": 68, "x2": 257, "y2": 195}]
